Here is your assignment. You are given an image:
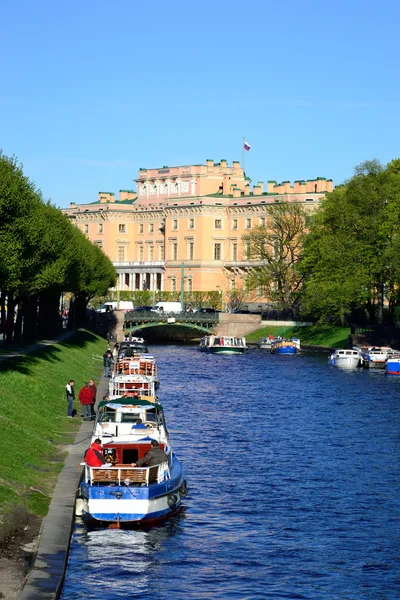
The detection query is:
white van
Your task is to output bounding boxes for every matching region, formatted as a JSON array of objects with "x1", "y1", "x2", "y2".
[
  {"x1": 151, "y1": 302, "x2": 183, "y2": 315},
  {"x1": 97, "y1": 301, "x2": 133, "y2": 313}
]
